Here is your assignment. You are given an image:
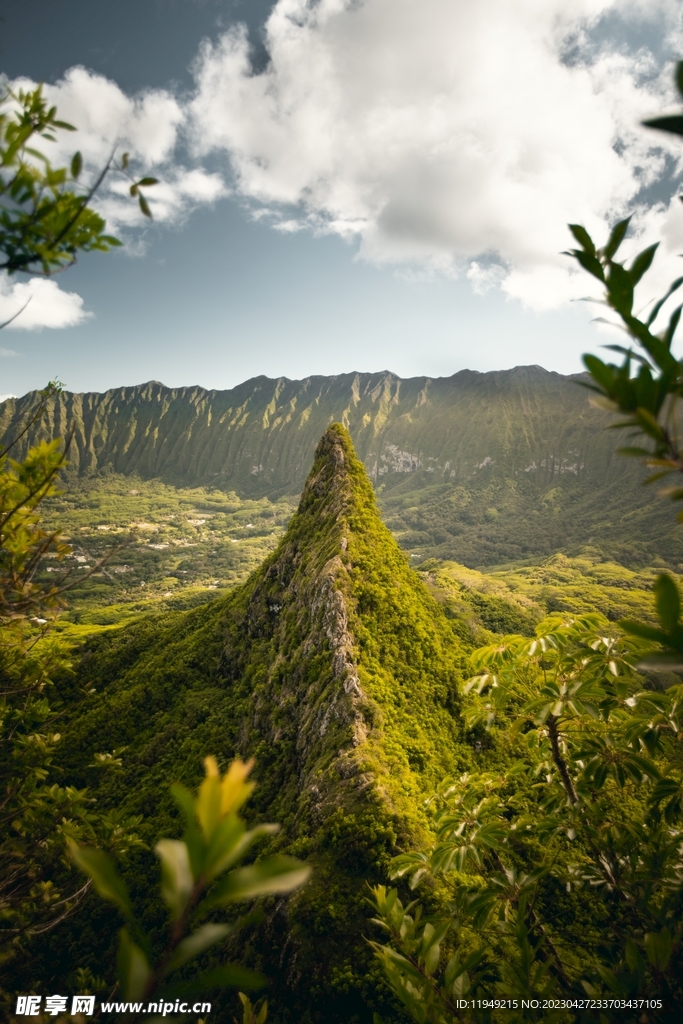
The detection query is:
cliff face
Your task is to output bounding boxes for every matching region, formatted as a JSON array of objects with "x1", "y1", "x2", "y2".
[
  {"x1": 53, "y1": 425, "x2": 469, "y2": 1022},
  {"x1": 3, "y1": 366, "x2": 677, "y2": 569},
  {"x1": 0, "y1": 367, "x2": 626, "y2": 496}
]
